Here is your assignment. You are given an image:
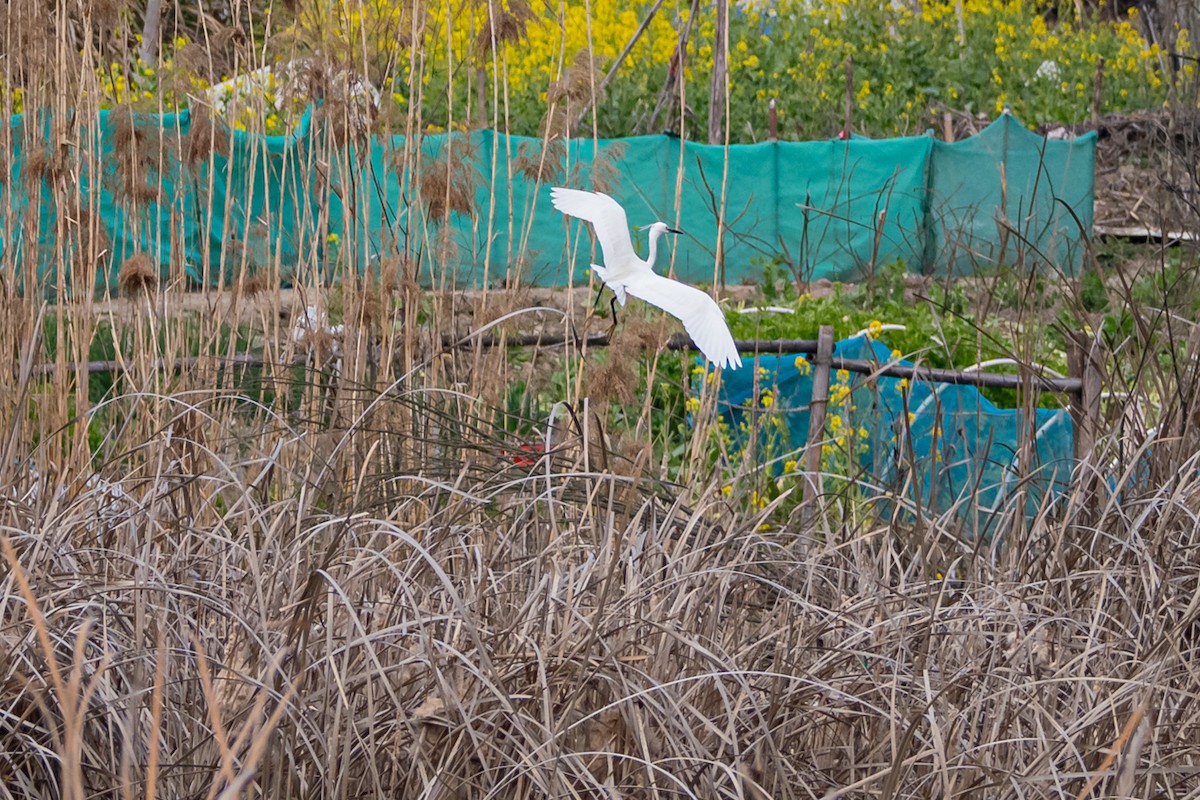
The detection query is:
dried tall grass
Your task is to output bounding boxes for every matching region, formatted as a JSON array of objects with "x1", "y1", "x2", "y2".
[{"x1": 5, "y1": 364, "x2": 1200, "y2": 798}]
